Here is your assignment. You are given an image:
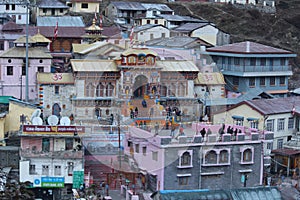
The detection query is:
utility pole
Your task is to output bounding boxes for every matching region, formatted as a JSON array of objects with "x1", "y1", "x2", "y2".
[{"x1": 25, "y1": 0, "x2": 29, "y2": 102}]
